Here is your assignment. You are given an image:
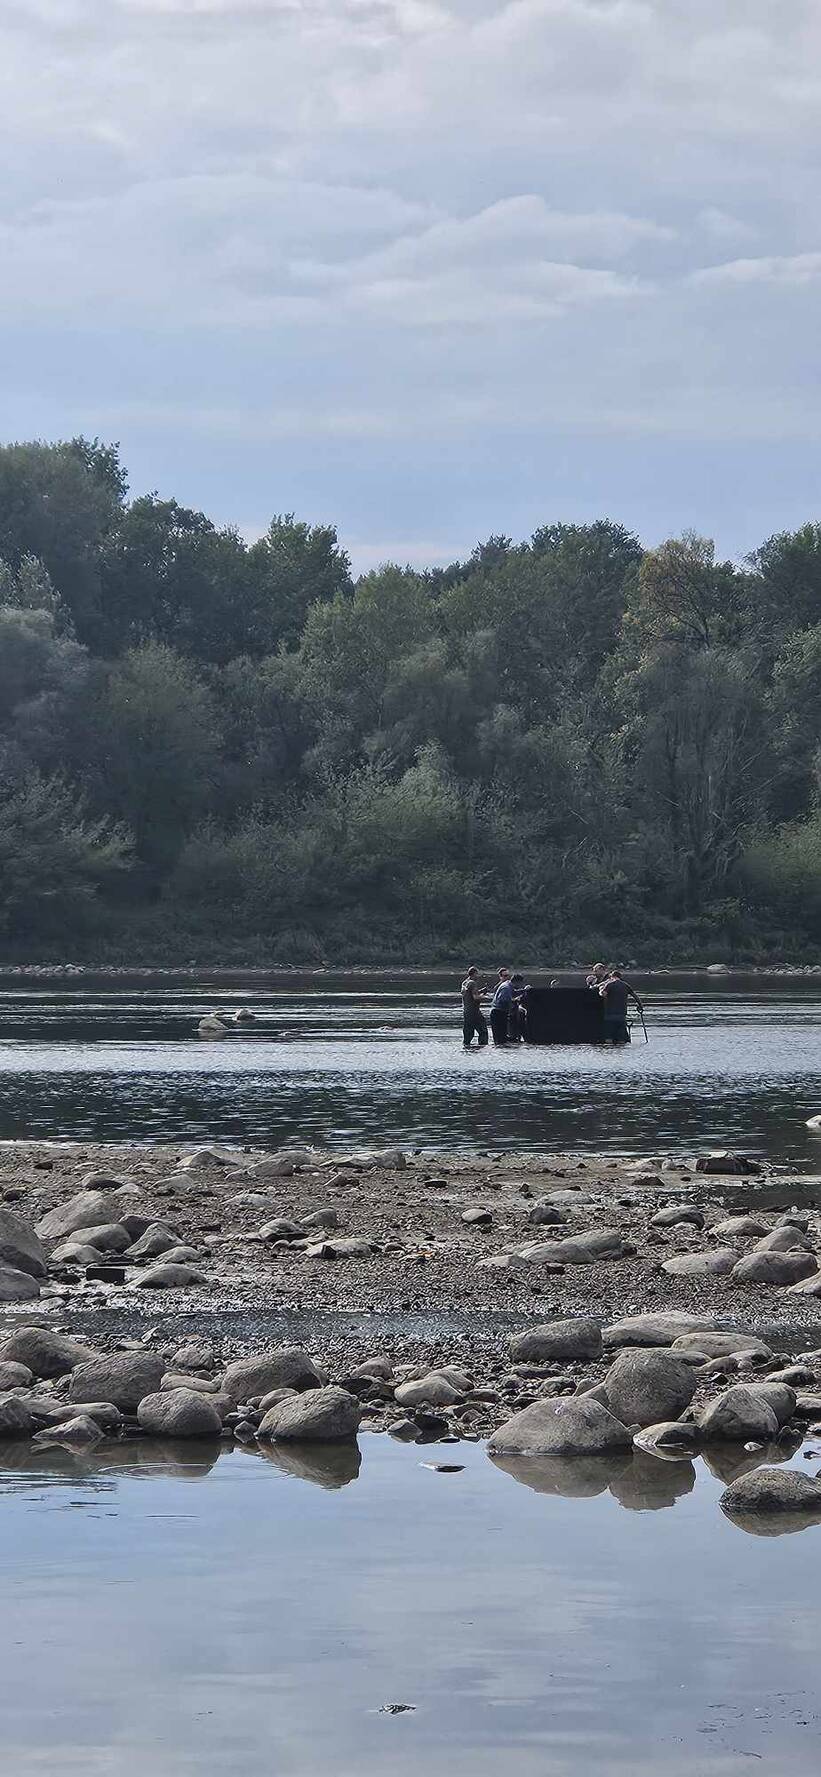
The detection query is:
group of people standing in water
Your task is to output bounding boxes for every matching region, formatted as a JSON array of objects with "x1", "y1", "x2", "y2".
[{"x1": 460, "y1": 963, "x2": 644, "y2": 1048}]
